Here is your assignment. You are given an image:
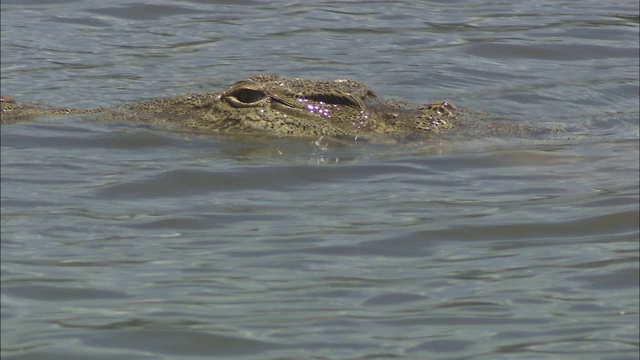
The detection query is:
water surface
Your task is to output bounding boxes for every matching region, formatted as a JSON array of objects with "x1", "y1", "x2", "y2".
[{"x1": 1, "y1": 1, "x2": 639, "y2": 359}]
